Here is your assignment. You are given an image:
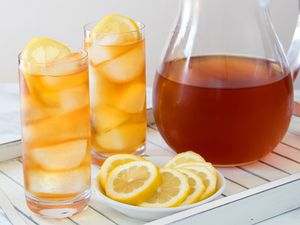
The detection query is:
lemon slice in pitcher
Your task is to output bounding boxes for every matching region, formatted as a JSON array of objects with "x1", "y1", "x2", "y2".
[{"x1": 92, "y1": 14, "x2": 140, "y2": 44}]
